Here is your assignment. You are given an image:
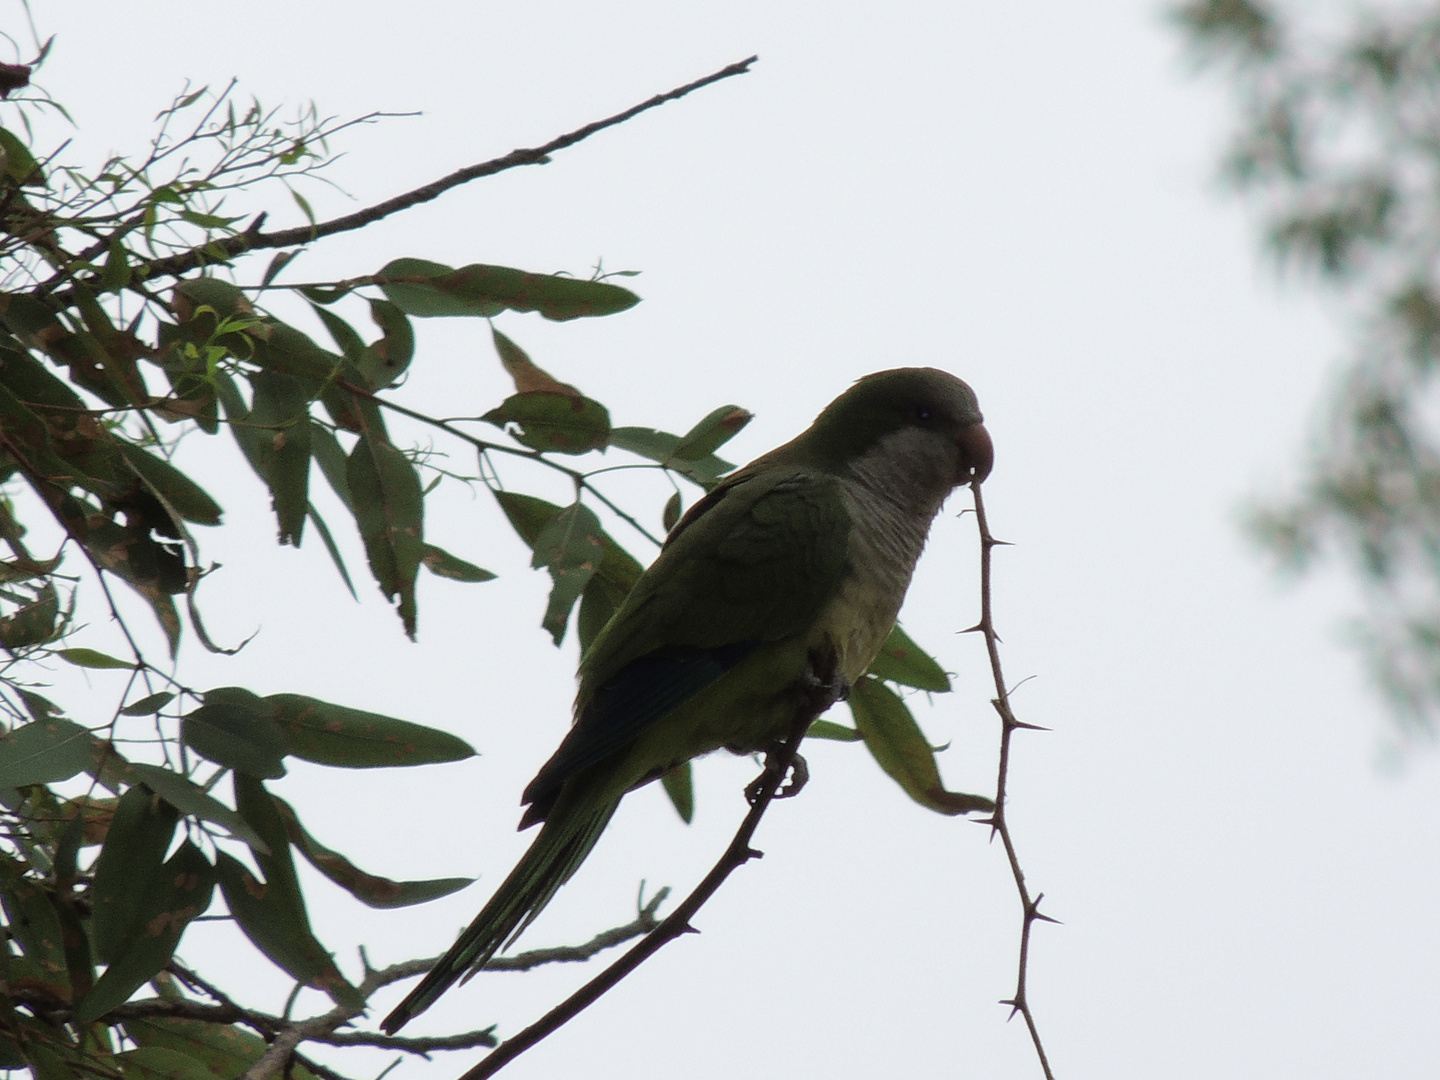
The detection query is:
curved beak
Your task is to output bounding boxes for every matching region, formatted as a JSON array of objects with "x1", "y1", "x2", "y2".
[{"x1": 957, "y1": 422, "x2": 993, "y2": 484}]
